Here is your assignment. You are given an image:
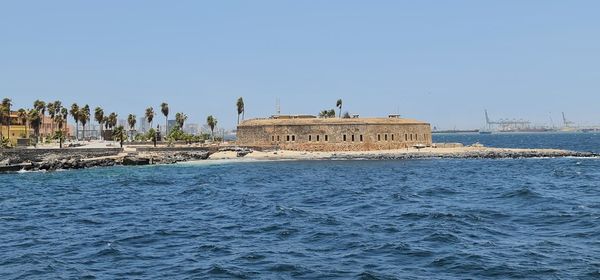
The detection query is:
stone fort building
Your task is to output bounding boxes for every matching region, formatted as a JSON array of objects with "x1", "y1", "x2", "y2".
[{"x1": 236, "y1": 115, "x2": 432, "y2": 151}]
